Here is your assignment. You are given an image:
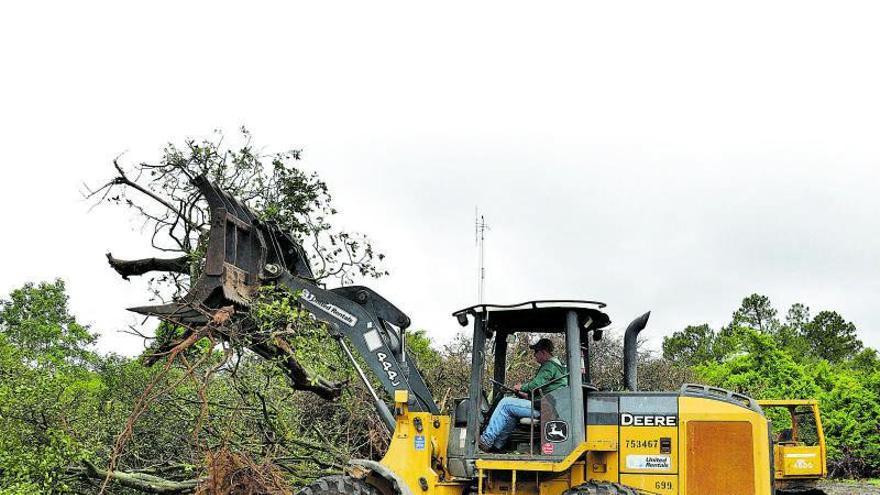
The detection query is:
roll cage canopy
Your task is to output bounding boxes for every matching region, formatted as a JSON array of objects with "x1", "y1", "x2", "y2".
[
  {"x1": 452, "y1": 300, "x2": 612, "y2": 336},
  {"x1": 455, "y1": 301, "x2": 610, "y2": 459}
]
